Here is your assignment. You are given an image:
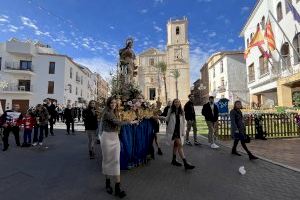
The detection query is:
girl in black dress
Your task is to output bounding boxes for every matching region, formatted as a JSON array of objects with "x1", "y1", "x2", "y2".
[{"x1": 166, "y1": 99, "x2": 195, "y2": 170}]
